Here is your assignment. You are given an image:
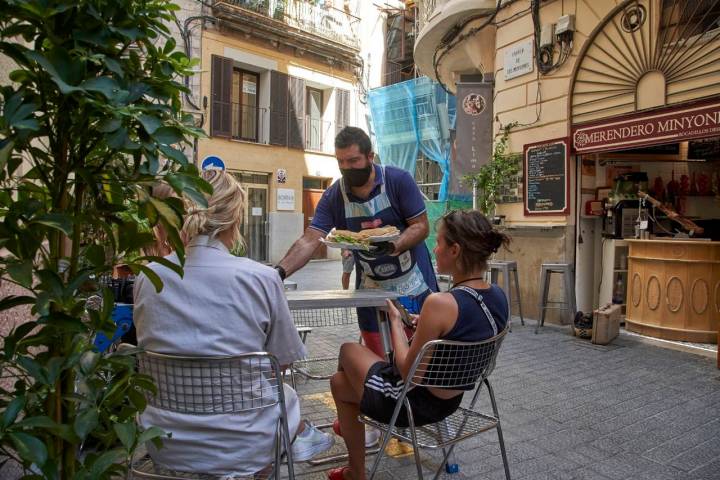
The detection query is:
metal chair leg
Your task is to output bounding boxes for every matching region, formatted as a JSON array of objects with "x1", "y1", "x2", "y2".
[
  {"x1": 486, "y1": 379, "x2": 511, "y2": 480},
  {"x1": 536, "y1": 267, "x2": 550, "y2": 334},
  {"x1": 405, "y1": 406, "x2": 425, "y2": 480},
  {"x1": 513, "y1": 268, "x2": 524, "y2": 326},
  {"x1": 368, "y1": 421, "x2": 395, "y2": 479}
]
